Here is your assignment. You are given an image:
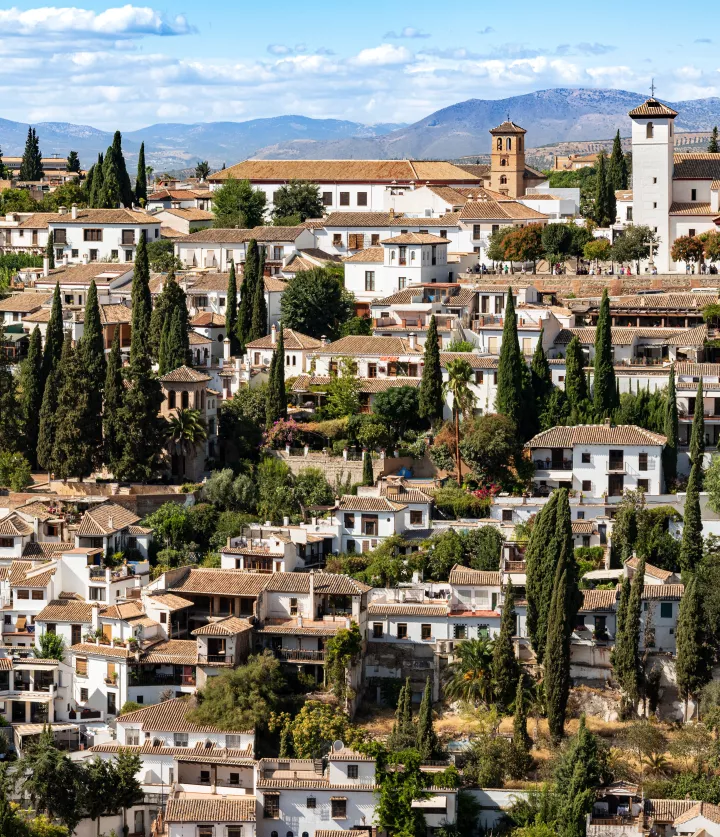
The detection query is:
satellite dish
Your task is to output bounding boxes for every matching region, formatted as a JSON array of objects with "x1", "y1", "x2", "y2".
[{"x1": 332, "y1": 740, "x2": 344, "y2": 752}]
